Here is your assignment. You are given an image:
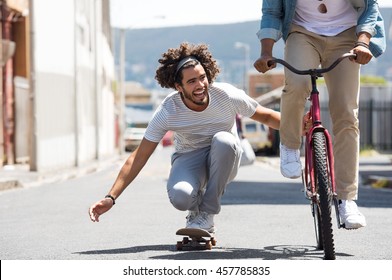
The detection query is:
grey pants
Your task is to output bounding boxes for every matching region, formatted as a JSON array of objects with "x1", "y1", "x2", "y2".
[{"x1": 167, "y1": 131, "x2": 242, "y2": 214}]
